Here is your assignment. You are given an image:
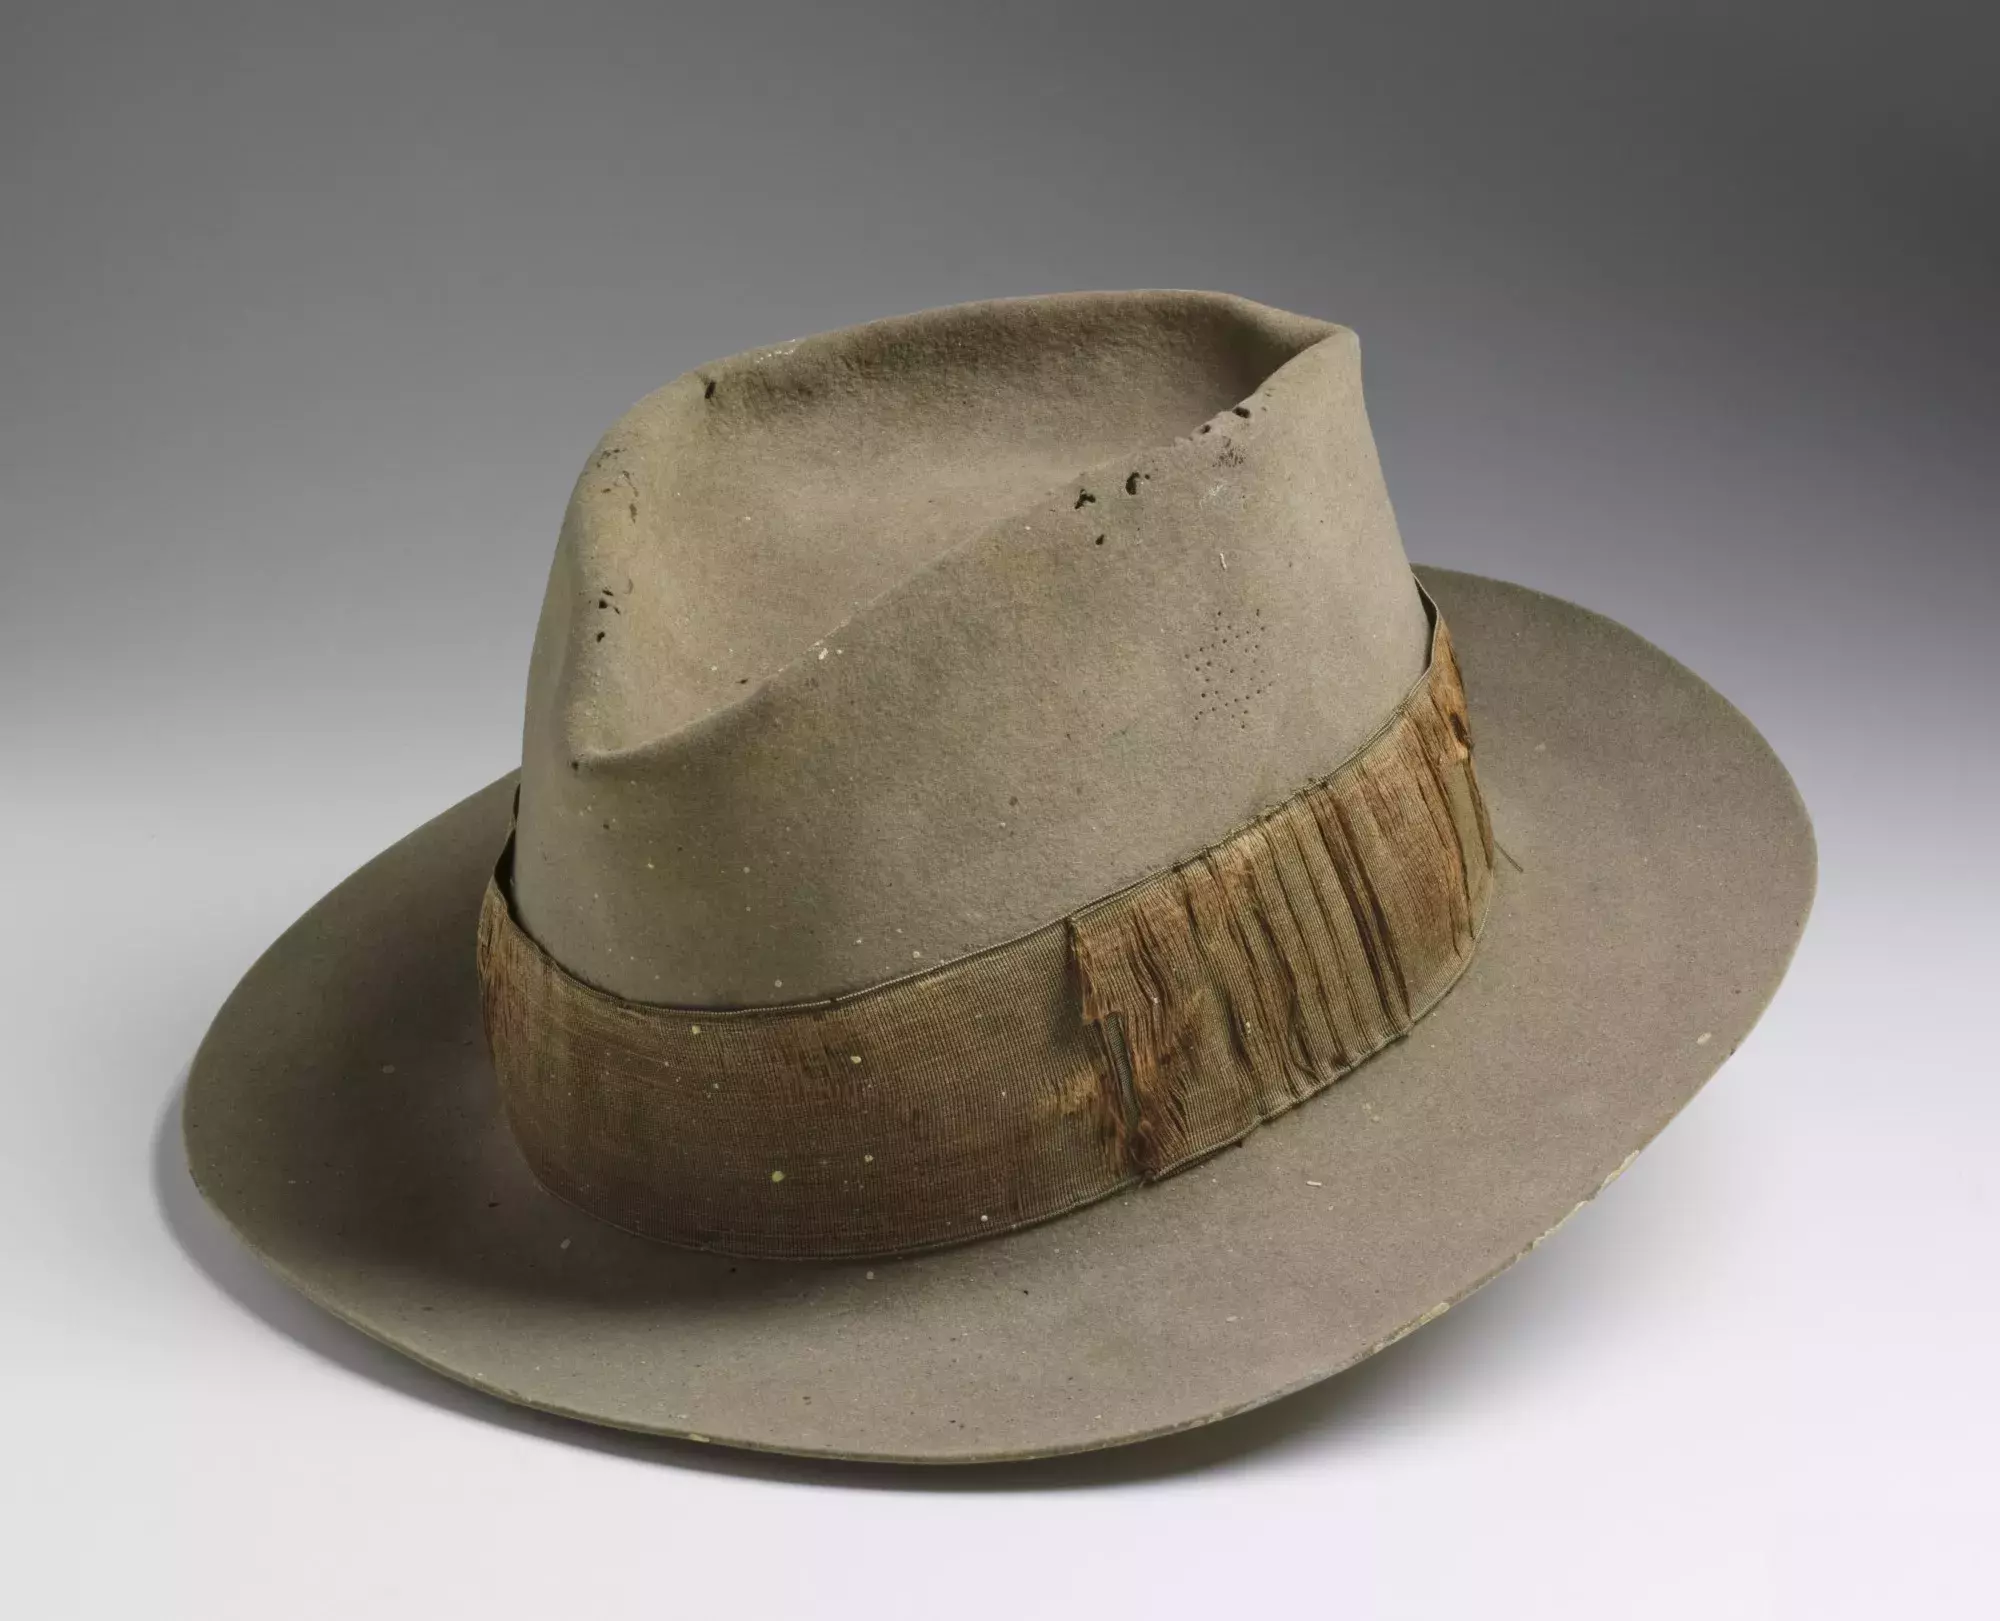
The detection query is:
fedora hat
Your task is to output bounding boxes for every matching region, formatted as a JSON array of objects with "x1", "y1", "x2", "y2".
[{"x1": 184, "y1": 290, "x2": 1815, "y2": 1462}]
